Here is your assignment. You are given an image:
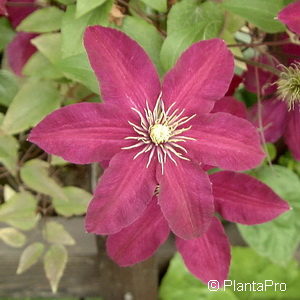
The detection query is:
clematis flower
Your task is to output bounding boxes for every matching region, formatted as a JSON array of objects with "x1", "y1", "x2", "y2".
[
  {"x1": 106, "y1": 171, "x2": 289, "y2": 284},
  {"x1": 247, "y1": 62, "x2": 300, "y2": 159},
  {"x1": 0, "y1": 0, "x2": 7, "y2": 16},
  {"x1": 278, "y1": 0, "x2": 300, "y2": 36},
  {"x1": 2, "y1": 0, "x2": 38, "y2": 75},
  {"x1": 243, "y1": 4, "x2": 300, "y2": 160},
  {"x1": 29, "y1": 26, "x2": 265, "y2": 241}
]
